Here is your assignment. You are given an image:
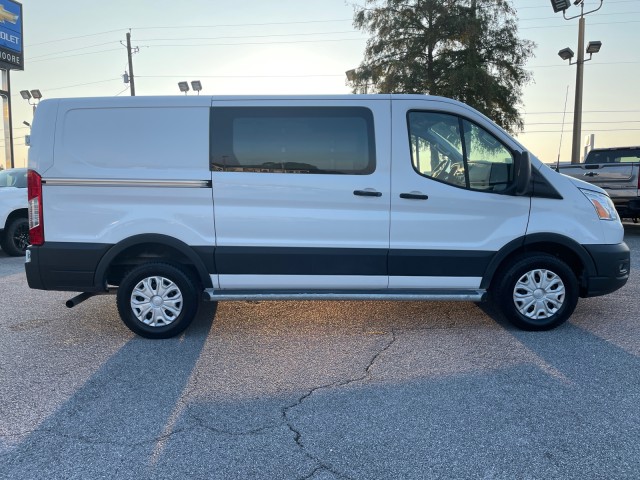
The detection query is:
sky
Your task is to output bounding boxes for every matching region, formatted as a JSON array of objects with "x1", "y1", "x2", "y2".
[{"x1": 2, "y1": 0, "x2": 639, "y2": 168}]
